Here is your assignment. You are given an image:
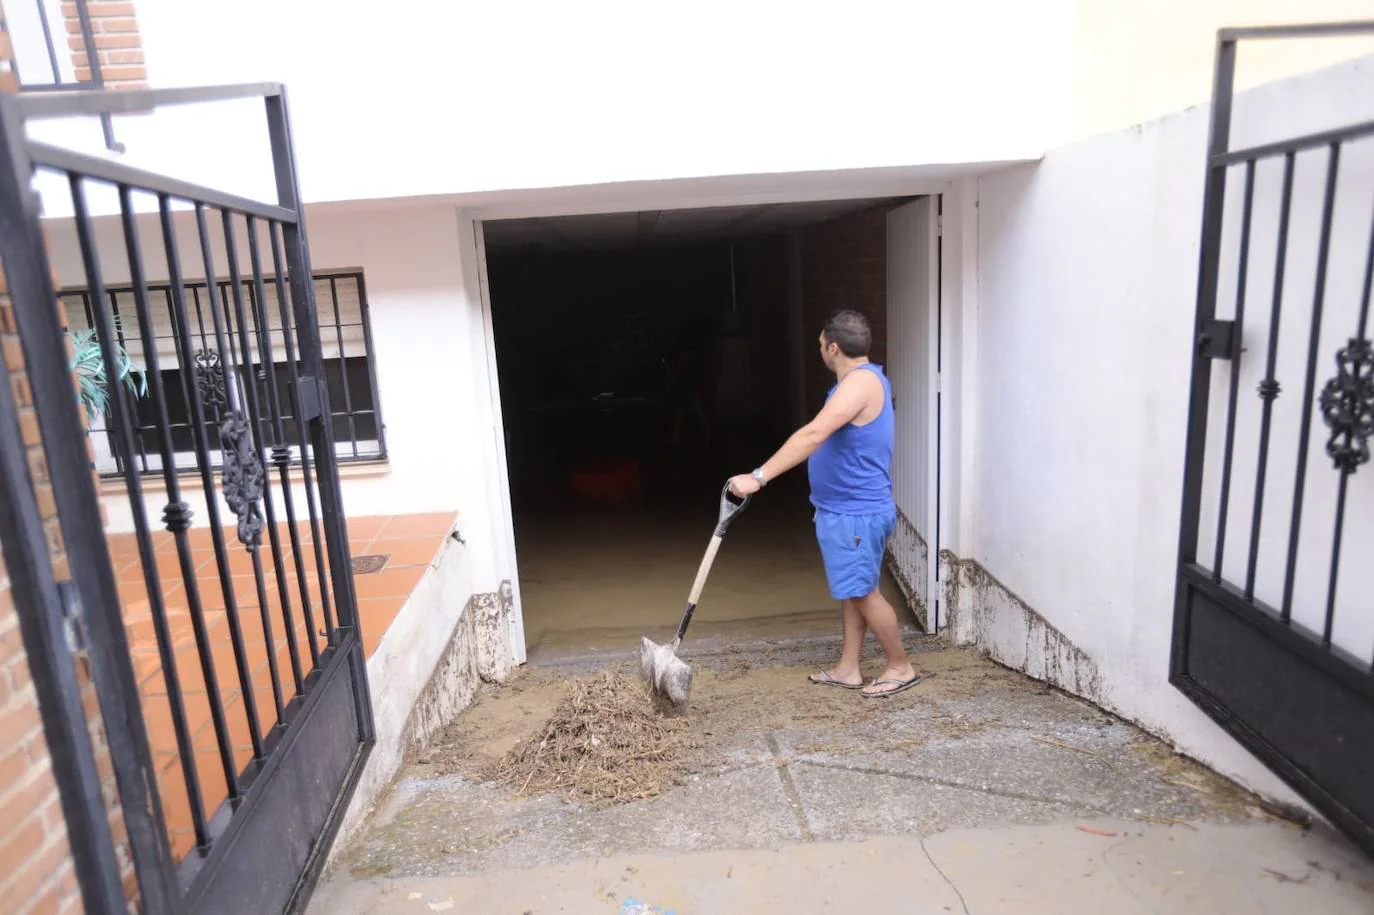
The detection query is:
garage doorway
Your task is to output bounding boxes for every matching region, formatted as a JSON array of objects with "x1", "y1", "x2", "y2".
[{"x1": 481, "y1": 199, "x2": 929, "y2": 662}]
